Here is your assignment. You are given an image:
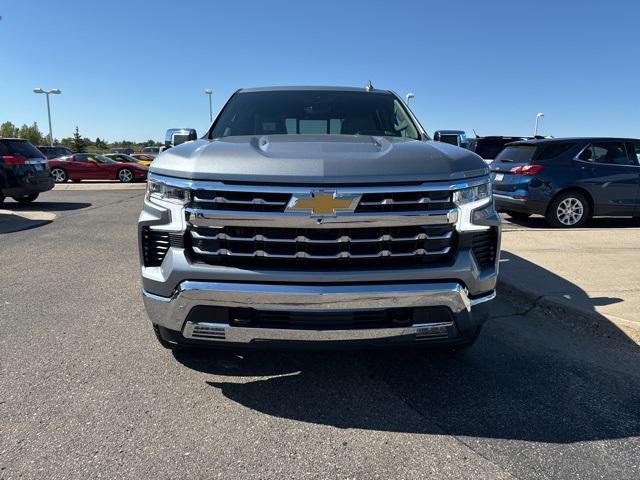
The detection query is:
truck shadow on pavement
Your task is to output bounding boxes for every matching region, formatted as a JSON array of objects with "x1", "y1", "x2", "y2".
[{"x1": 173, "y1": 253, "x2": 639, "y2": 444}]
